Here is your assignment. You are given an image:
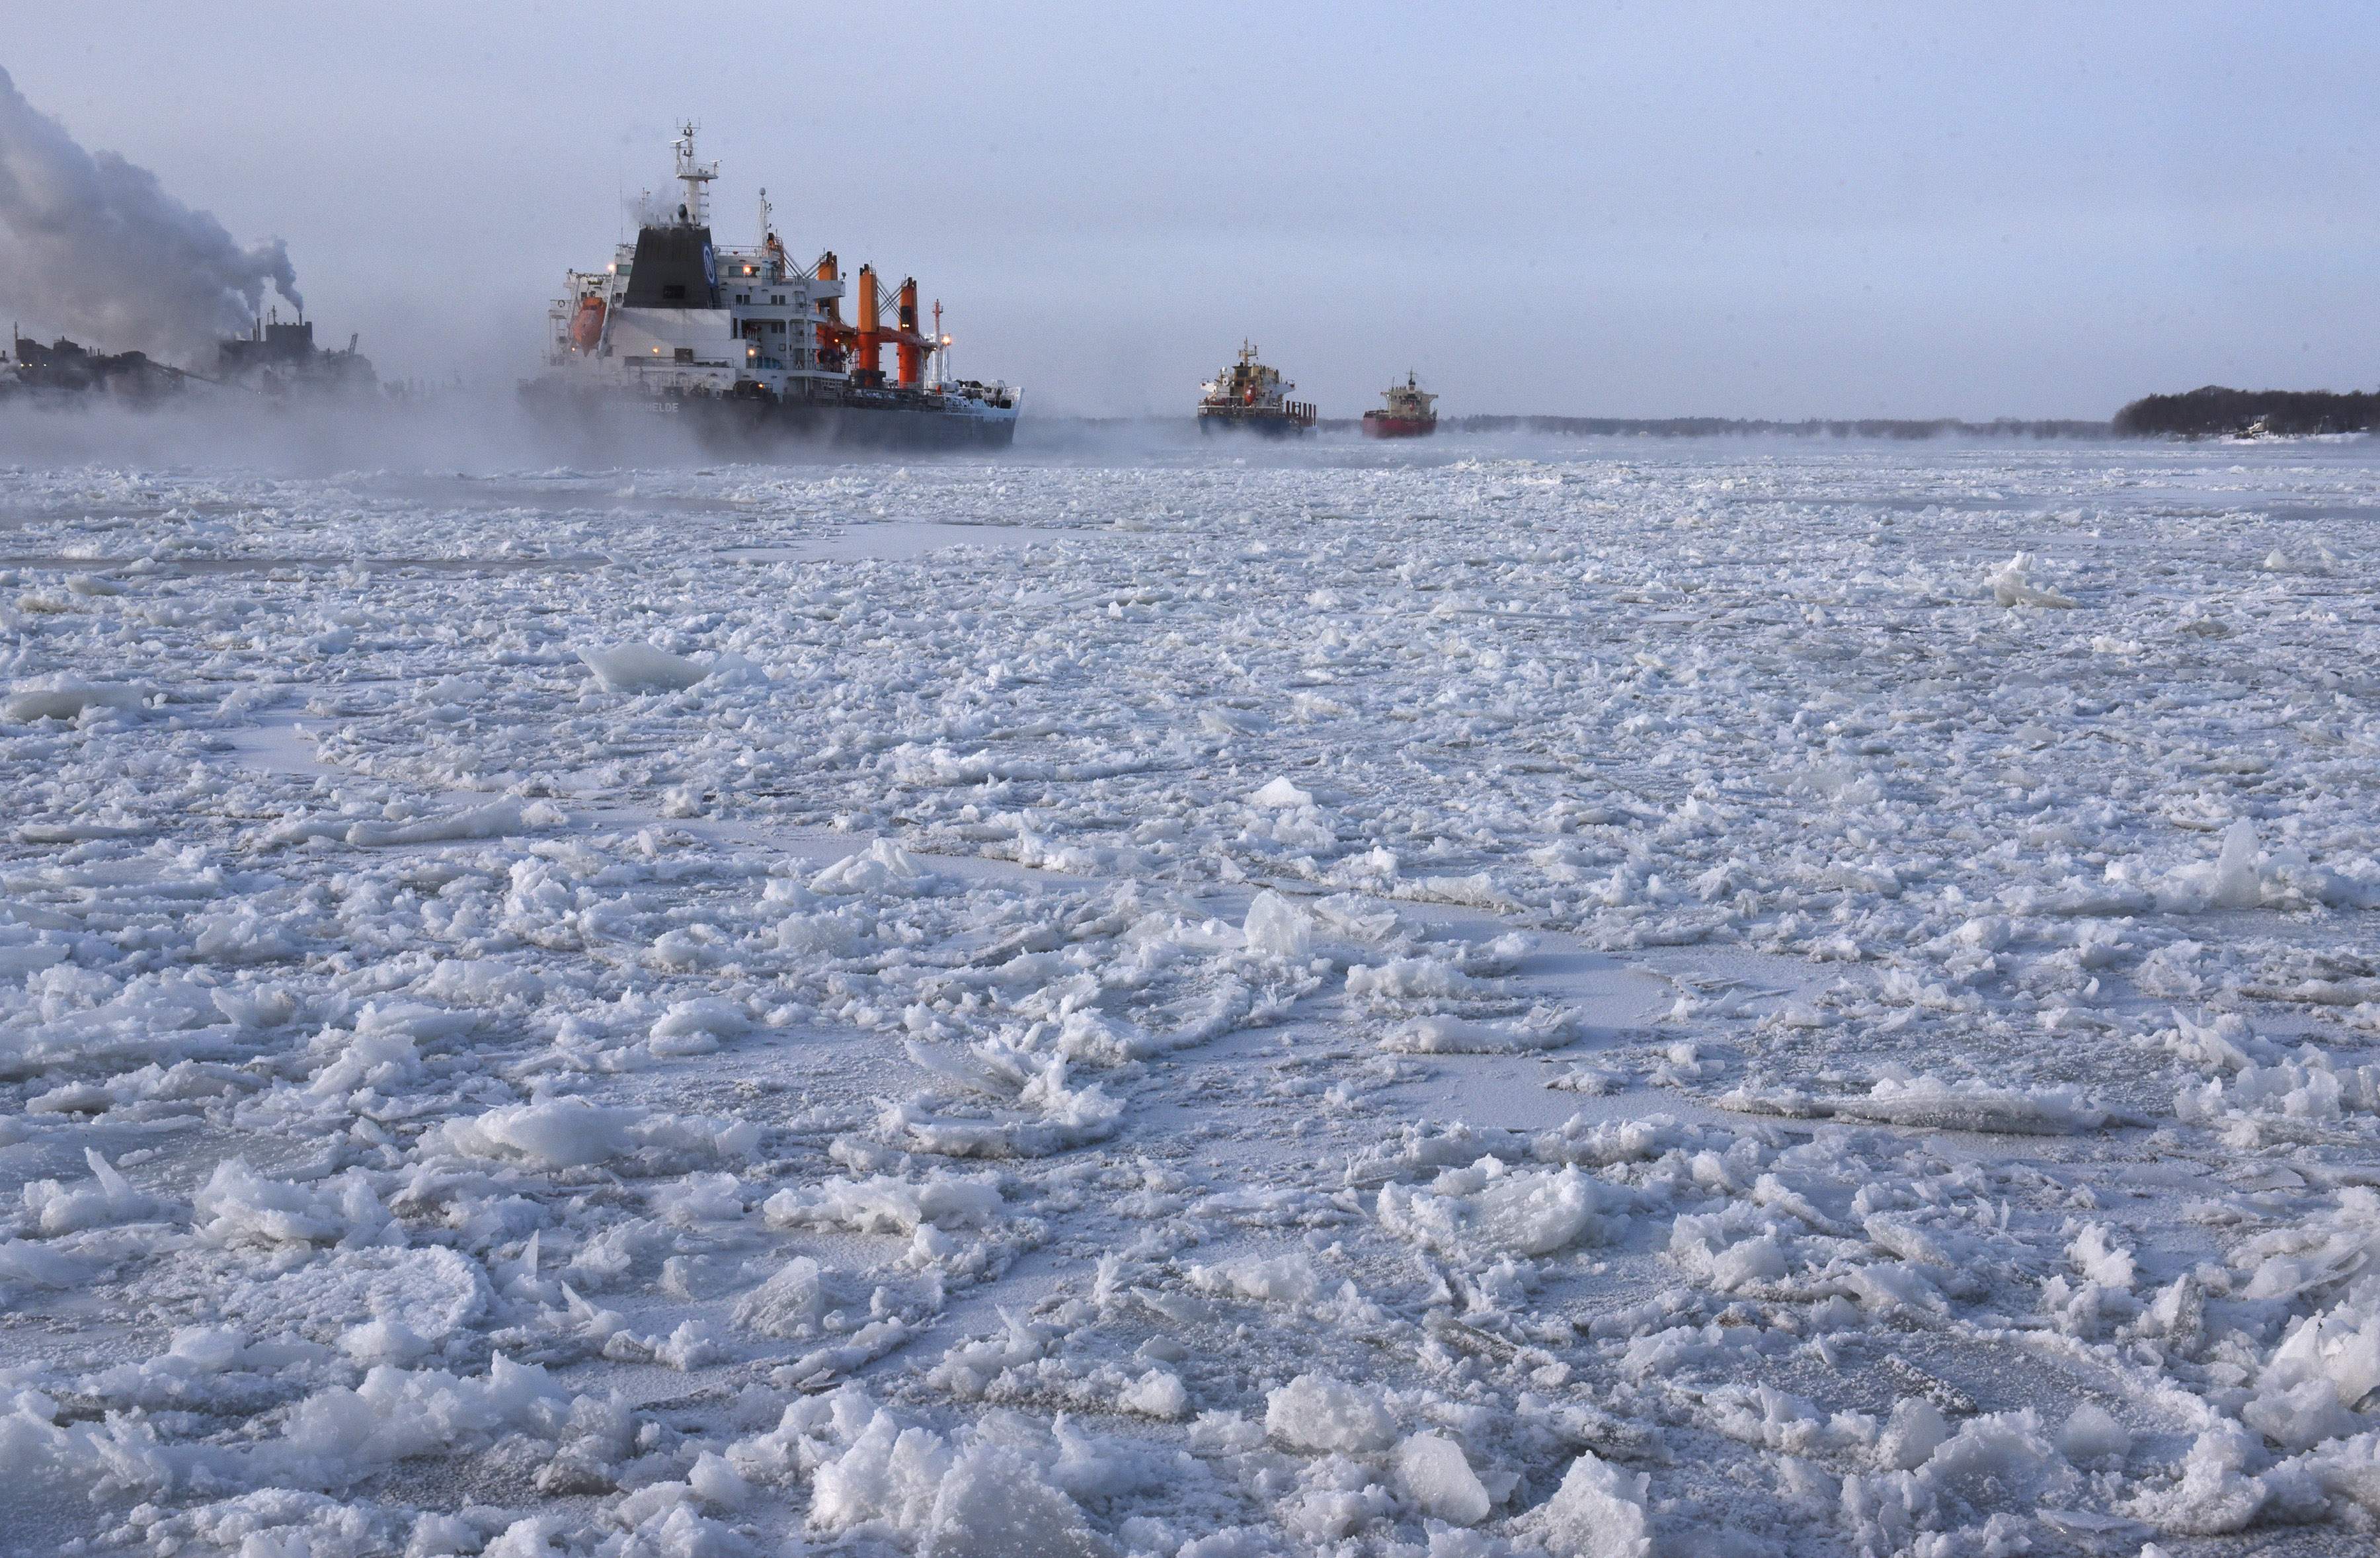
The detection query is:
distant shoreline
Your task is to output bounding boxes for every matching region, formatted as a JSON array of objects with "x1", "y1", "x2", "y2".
[
  {"x1": 2113, "y1": 387, "x2": 2380, "y2": 439},
  {"x1": 1040, "y1": 414, "x2": 2115, "y2": 438},
  {"x1": 1045, "y1": 405, "x2": 2380, "y2": 441},
  {"x1": 1367, "y1": 415, "x2": 2110, "y2": 439}
]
